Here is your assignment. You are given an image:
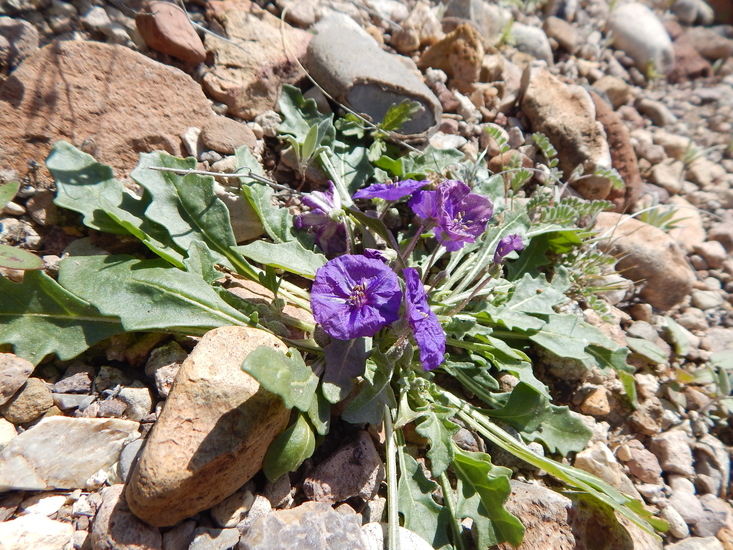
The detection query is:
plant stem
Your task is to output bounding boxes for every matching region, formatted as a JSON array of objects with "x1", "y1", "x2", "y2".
[
  {"x1": 439, "y1": 472, "x2": 466, "y2": 550},
  {"x1": 384, "y1": 405, "x2": 401, "y2": 550}
]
